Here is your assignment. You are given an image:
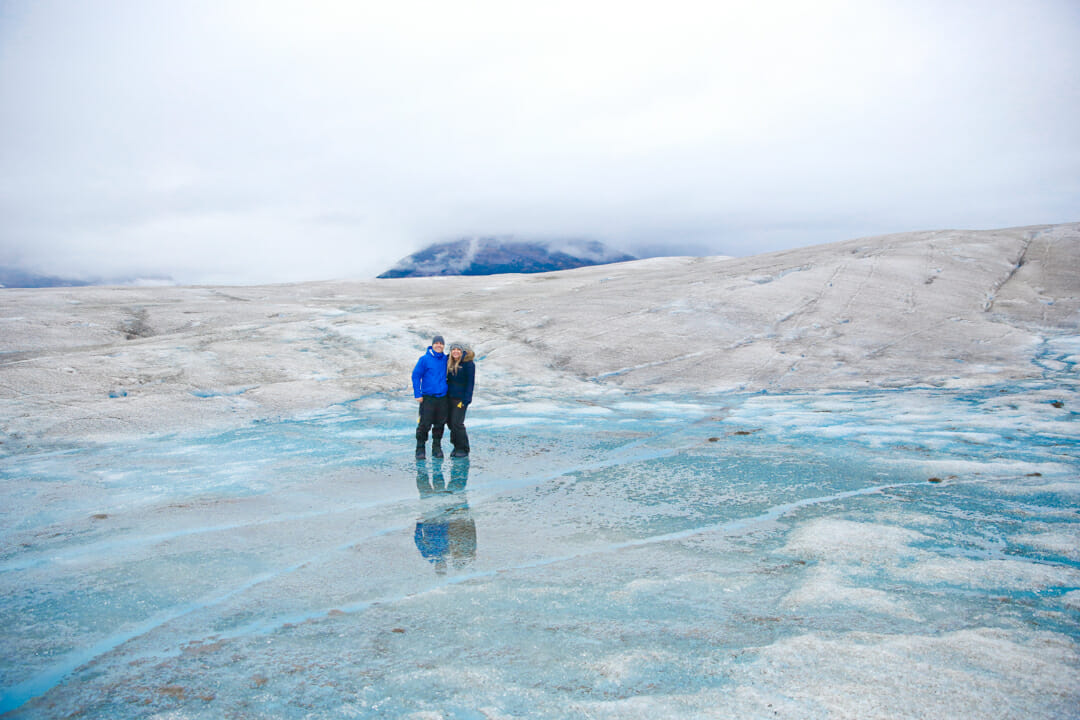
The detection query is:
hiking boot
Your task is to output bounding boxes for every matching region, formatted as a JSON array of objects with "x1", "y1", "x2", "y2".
[
  {"x1": 431, "y1": 442, "x2": 444, "y2": 459},
  {"x1": 451, "y1": 448, "x2": 469, "y2": 458}
]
